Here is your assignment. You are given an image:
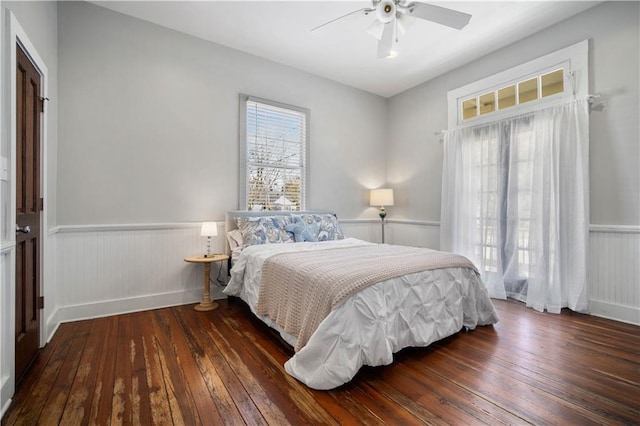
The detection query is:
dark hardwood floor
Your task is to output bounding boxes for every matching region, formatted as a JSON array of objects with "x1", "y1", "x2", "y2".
[{"x1": 2, "y1": 298, "x2": 639, "y2": 425}]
